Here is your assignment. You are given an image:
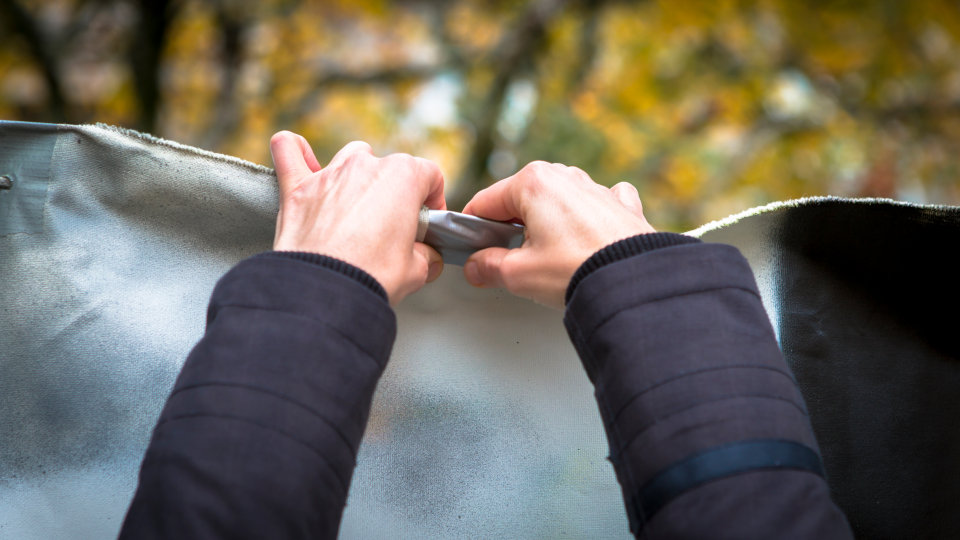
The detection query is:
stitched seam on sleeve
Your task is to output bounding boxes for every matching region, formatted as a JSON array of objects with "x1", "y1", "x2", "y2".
[
  {"x1": 567, "y1": 319, "x2": 643, "y2": 511},
  {"x1": 613, "y1": 394, "x2": 810, "y2": 458},
  {"x1": 154, "y1": 412, "x2": 352, "y2": 494},
  {"x1": 580, "y1": 285, "x2": 765, "y2": 341},
  {"x1": 212, "y1": 303, "x2": 387, "y2": 365},
  {"x1": 168, "y1": 382, "x2": 360, "y2": 456},
  {"x1": 608, "y1": 364, "x2": 803, "y2": 428}
]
